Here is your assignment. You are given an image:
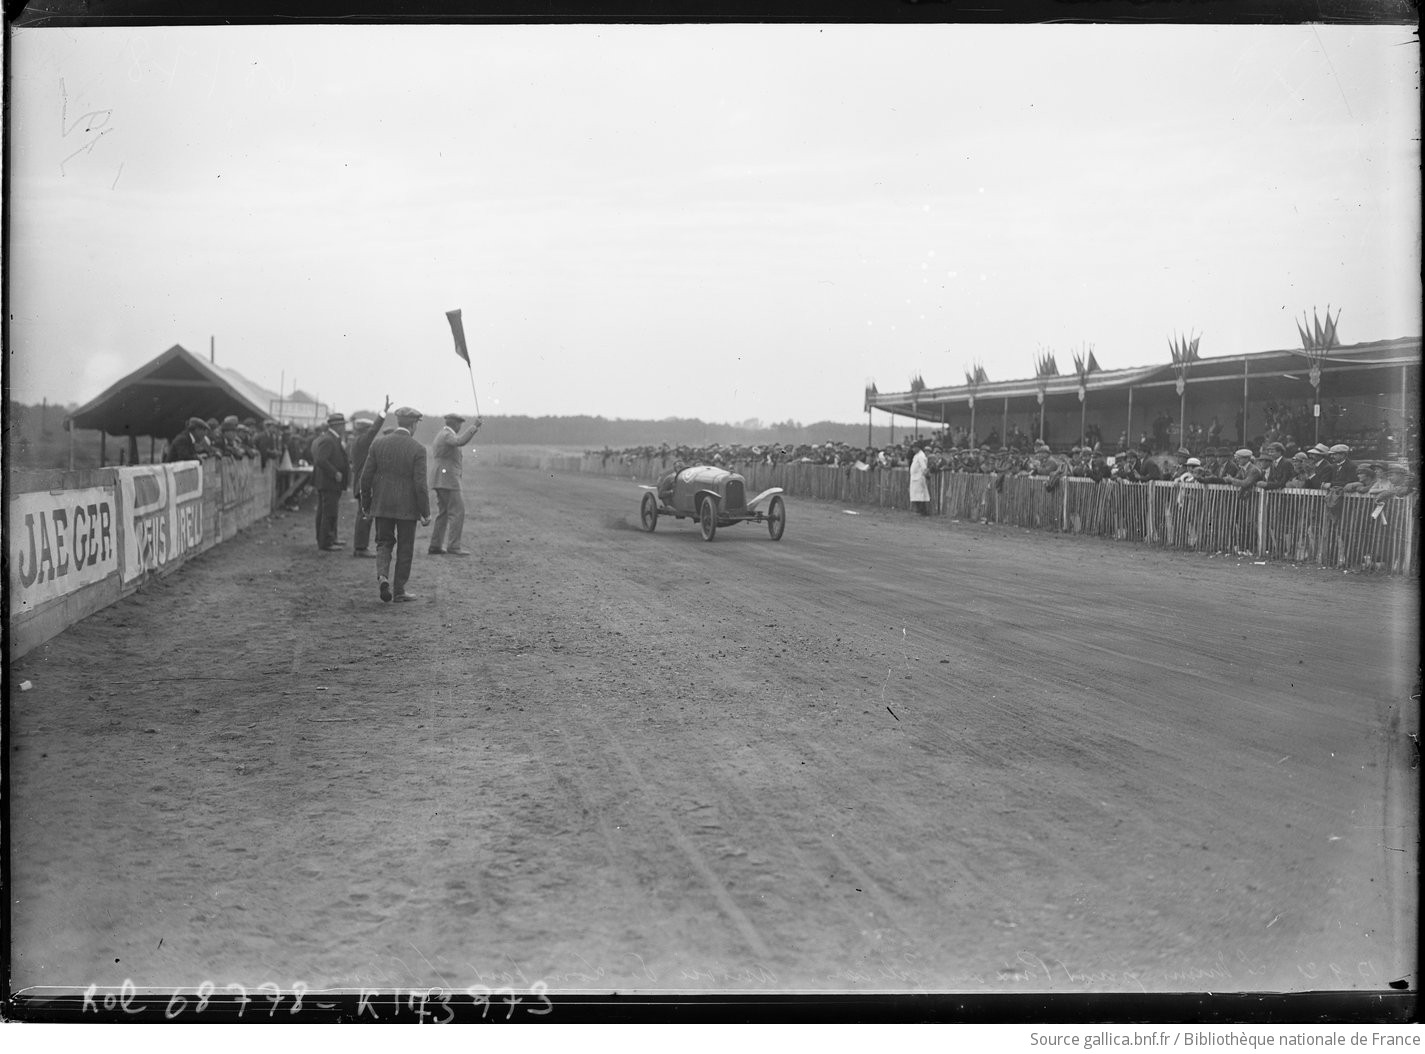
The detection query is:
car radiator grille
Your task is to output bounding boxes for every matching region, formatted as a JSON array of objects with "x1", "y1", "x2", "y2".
[{"x1": 725, "y1": 480, "x2": 747, "y2": 511}]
